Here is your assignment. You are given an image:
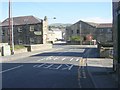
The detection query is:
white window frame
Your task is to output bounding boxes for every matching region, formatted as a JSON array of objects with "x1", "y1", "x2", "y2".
[
  {"x1": 18, "y1": 27, "x2": 22, "y2": 32},
  {"x1": 30, "y1": 25, "x2": 34, "y2": 31}
]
